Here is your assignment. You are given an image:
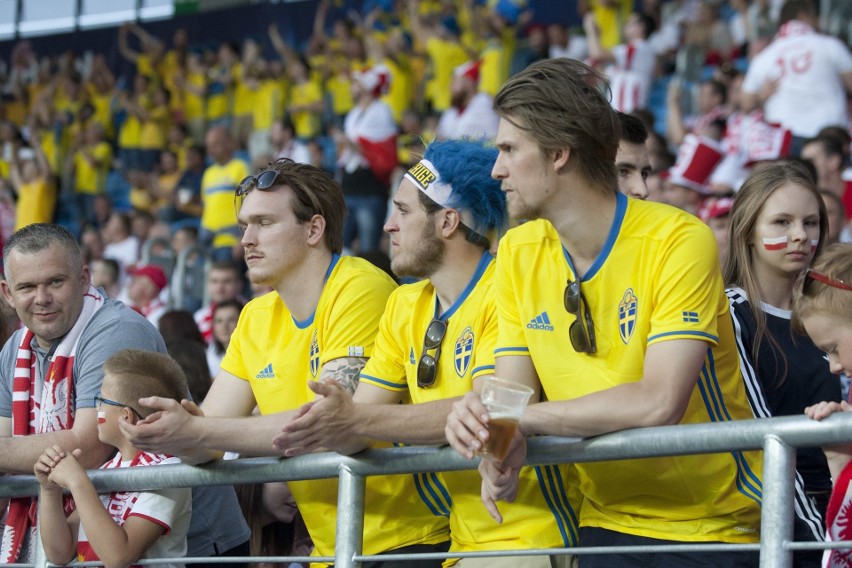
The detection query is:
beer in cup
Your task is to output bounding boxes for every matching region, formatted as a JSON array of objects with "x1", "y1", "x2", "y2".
[{"x1": 478, "y1": 377, "x2": 534, "y2": 461}]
